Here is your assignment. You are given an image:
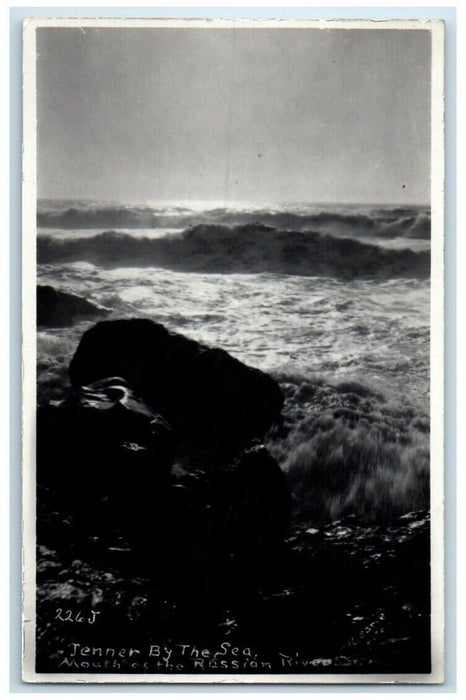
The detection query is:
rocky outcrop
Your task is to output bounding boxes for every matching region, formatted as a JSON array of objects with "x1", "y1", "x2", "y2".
[
  {"x1": 37, "y1": 377, "x2": 175, "y2": 546},
  {"x1": 37, "y1": 285, "x2": 105, "y2": 327},
  {"x1": 68, "y1": 319, "x2": 284, "y2": 453},
  {"x1": 39, "y1": 321, "x2": 288, "y2": 565},
  {"x1": 213, "y1": 444, "x2": 291, "y2": 556},
  {"x1": 165, "y1": 443, "x2": 291, "y2": 574},
  {"x1": 37, "y1": 319, "x2": 291, "y2": 659}
]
